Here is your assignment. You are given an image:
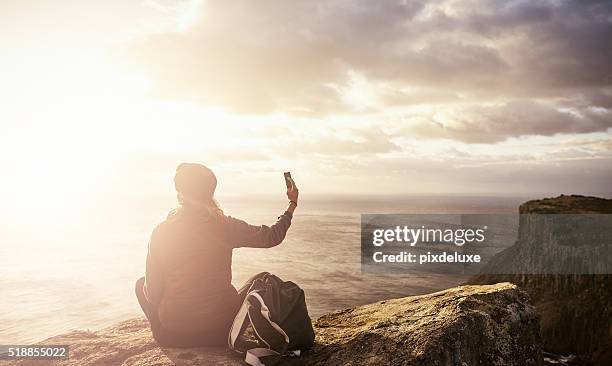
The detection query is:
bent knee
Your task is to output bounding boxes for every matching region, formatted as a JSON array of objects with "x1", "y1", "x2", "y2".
[{"x1": 135, "y1": 277, "x2": 145, "y2": 295}]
